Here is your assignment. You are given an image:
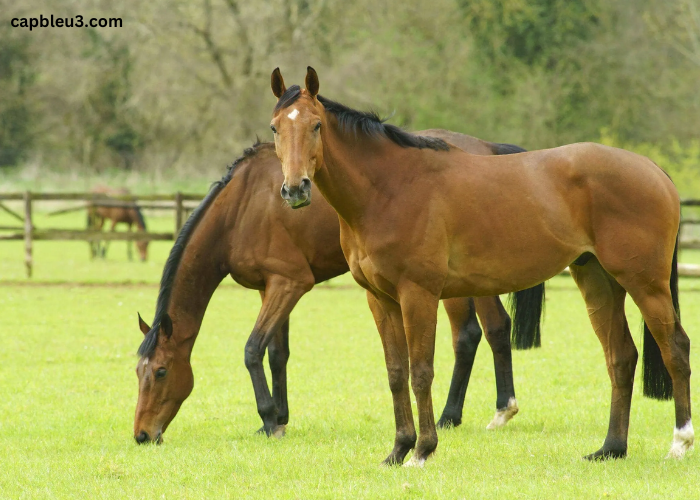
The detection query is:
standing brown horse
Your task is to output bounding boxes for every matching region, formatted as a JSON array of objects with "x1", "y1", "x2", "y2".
[
  {"x1": 269, "y1": 67, "x2": 691, "y2": 465},
  {"x1": 88, "y1": 186, "x2": 148, "y2": 261},
  {"x1": 133, "y1": 134, "x2": 542, "y2": 444}
]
